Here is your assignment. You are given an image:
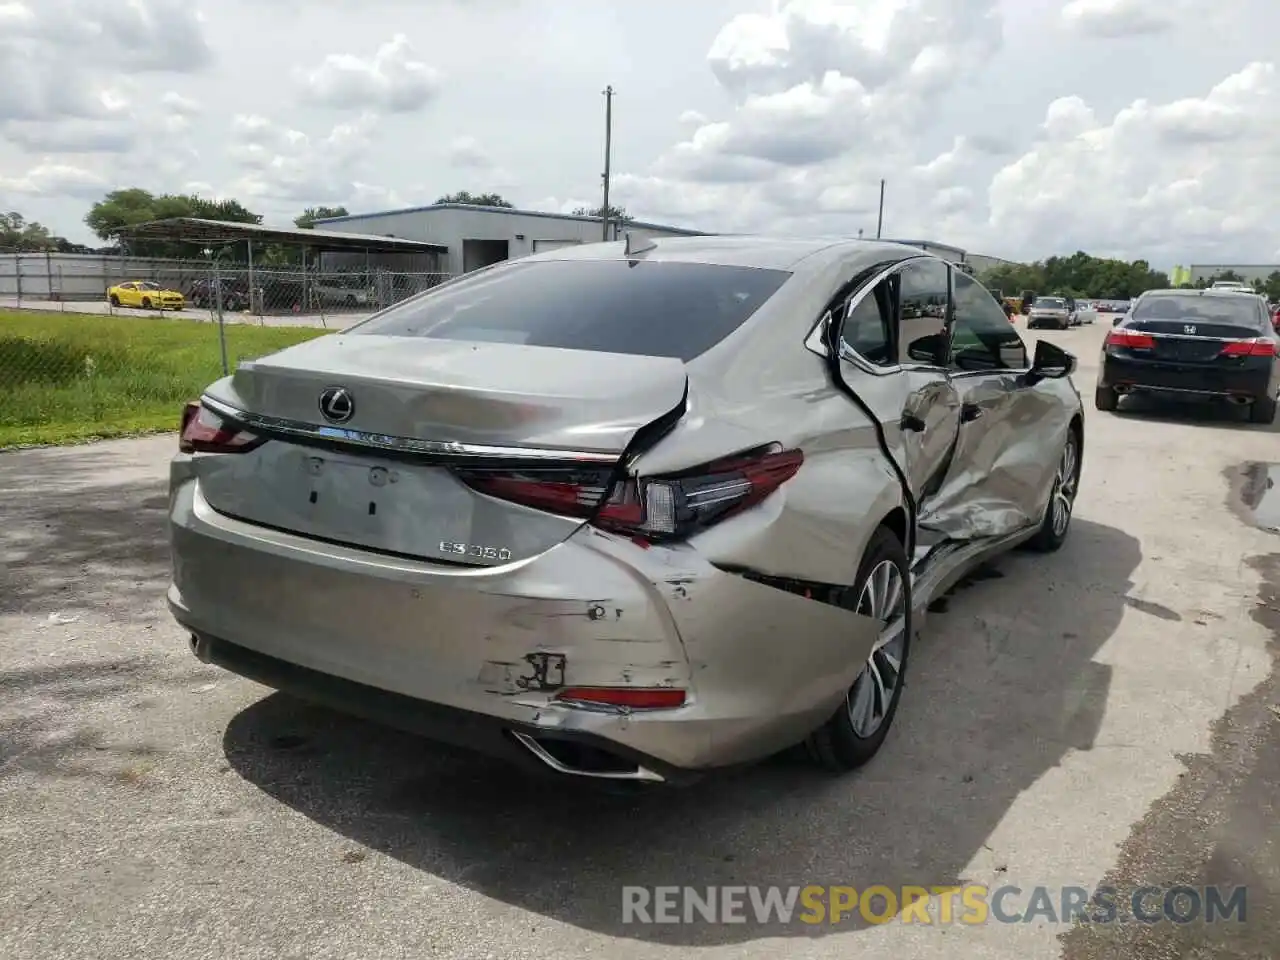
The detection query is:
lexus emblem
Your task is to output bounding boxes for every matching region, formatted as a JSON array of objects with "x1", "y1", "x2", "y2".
[
  {"x1": 1183, "y1": 324, "x2": 1197, "y2": 335},
  {"x1": 318, "y1": 386, "x2": 355, "y2": 424}
]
